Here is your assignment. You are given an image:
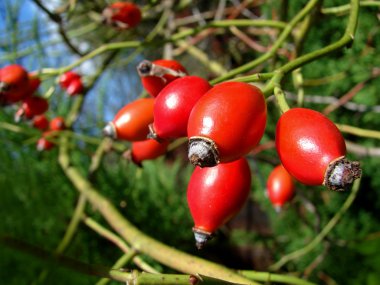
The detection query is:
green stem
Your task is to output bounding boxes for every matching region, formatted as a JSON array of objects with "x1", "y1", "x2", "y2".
[
  {"x1": 211, "y1": 0, "x2": 321, "y2": 84},
  {"x1": 263, "y1": 0, "x2": 359, "y2": 96},
  {"x1": 83, "y1": 216, "x2": 159, "y2": 274},
  {"x1": 278, "y1": 0, "x2": 359, "y2": 75},
  {"x1": 108, "y1": 270, "x2": 246, "y2": 285},
  {"x1": 336, "y1": 124, "x2": 380, "y2": 140},
  {"x1": 274, "y1": 83, "x2": 290, "y2": 114},
  {"x1": 58, "y1": 135, "x2": 257, "y2": 285},
  {"x1": 96, "y1": 251, "x2": 138, "y2": 285},
  {"x1": 269, "y1": 178, "x2": 361, "y2": 271},
  {"x1": 322, "y1": 1, "x2": 380, "y2": 14},
  {"x1": 239, "y1": 270, "x2": 317, "y2": 285}
]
